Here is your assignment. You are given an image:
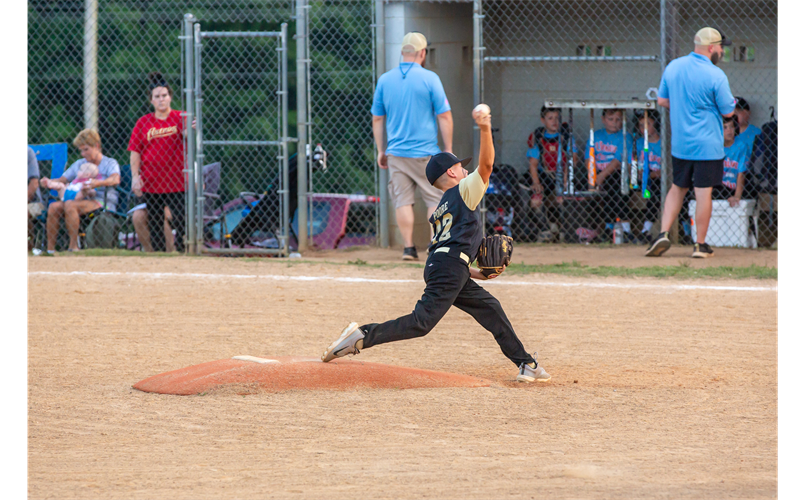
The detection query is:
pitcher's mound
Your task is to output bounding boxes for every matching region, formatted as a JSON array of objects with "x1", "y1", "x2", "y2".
[{"x1": 133, "y1": 356, "x2": 491, "y2": 395}]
